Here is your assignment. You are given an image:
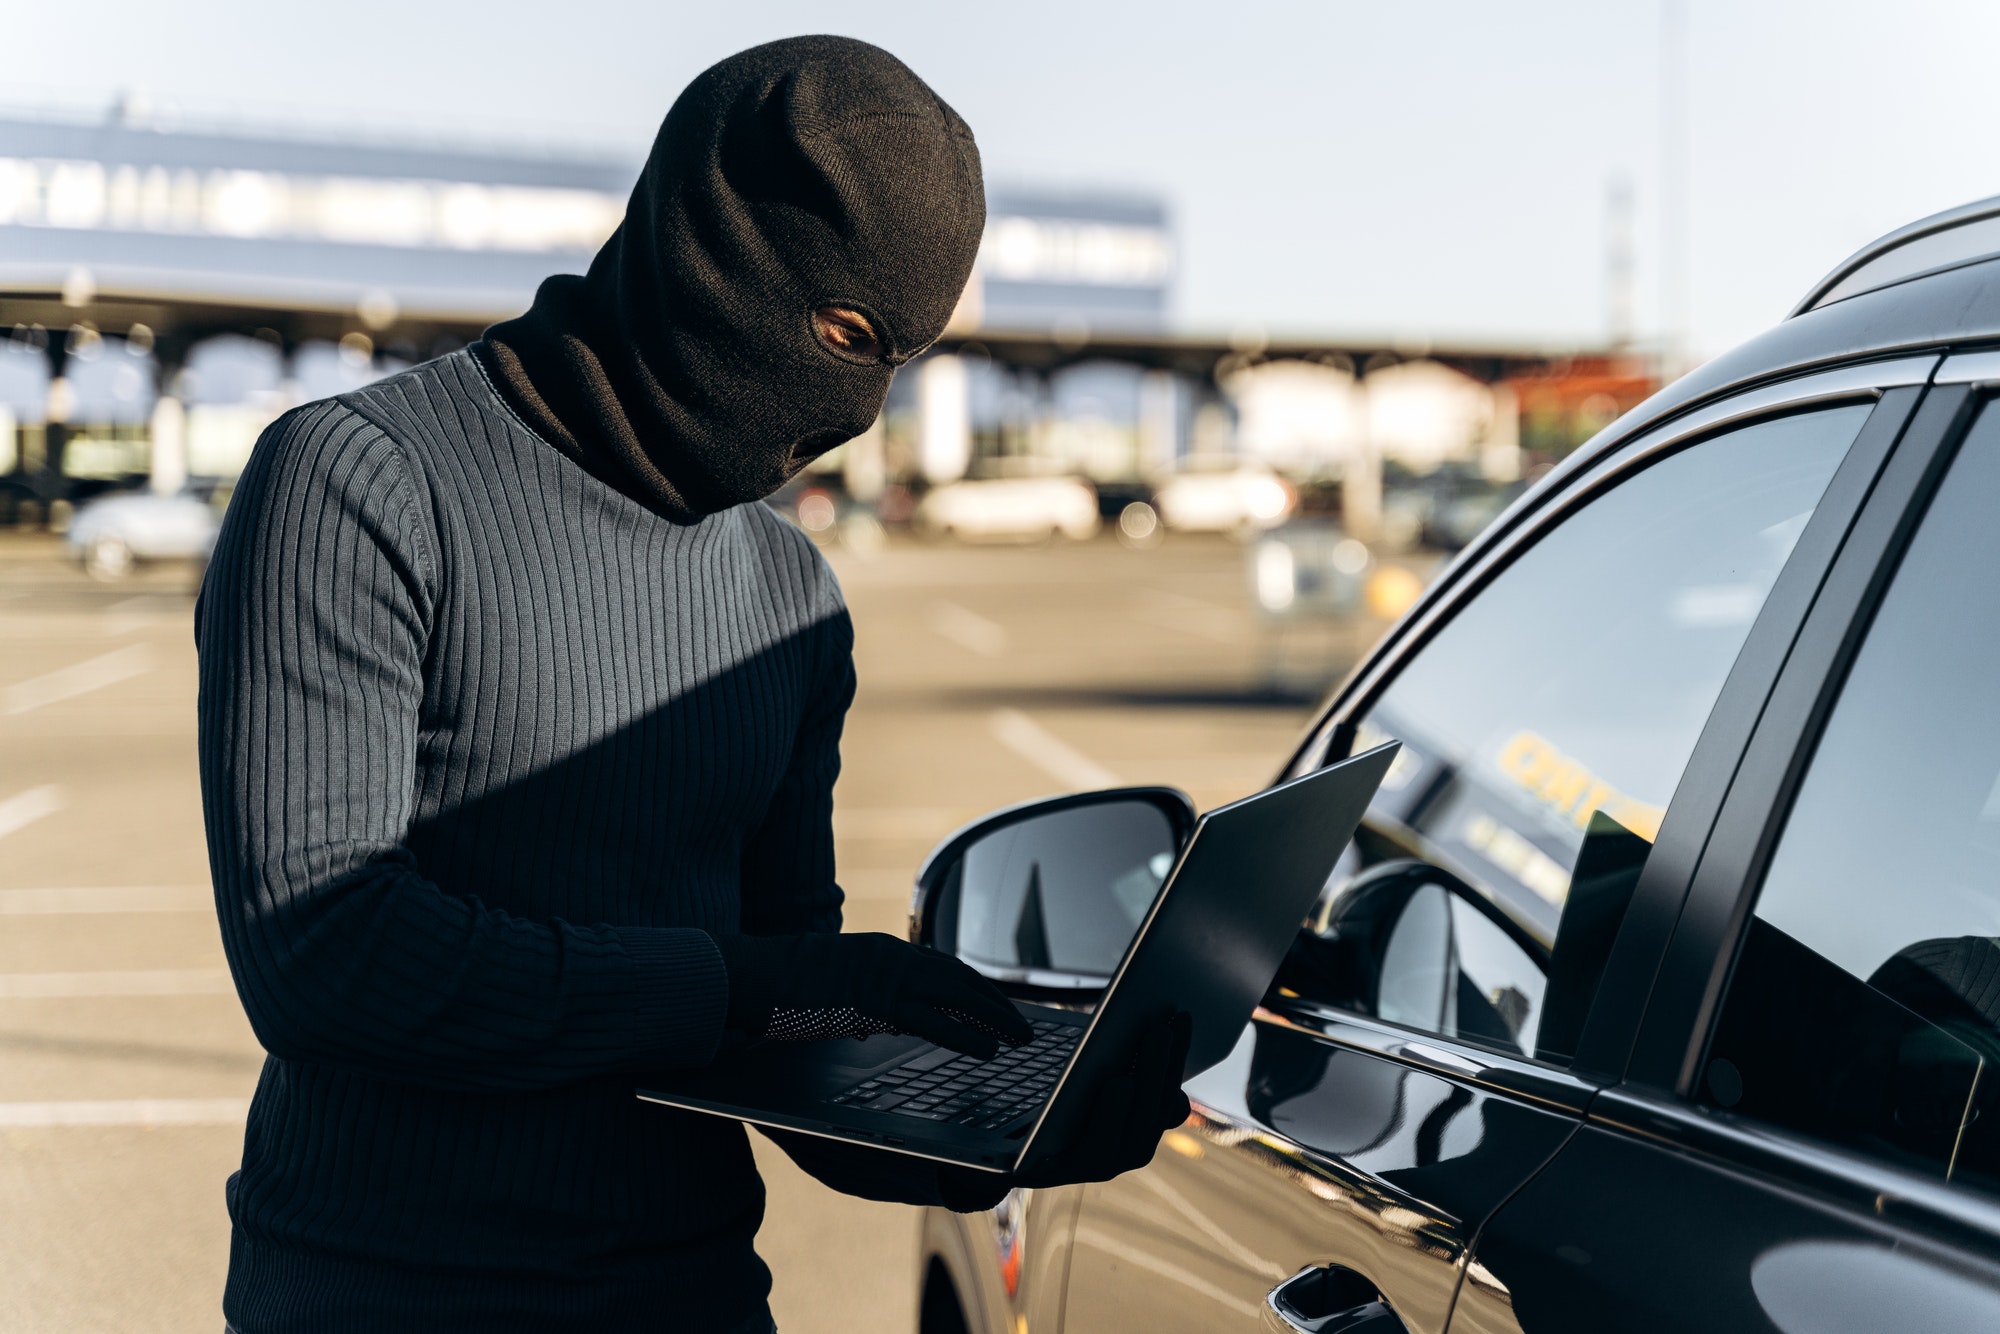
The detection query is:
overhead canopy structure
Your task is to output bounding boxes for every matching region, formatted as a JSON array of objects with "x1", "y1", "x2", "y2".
[
  {"x1": 0, "y1": 109, "x2": 638, "y2": 511},
  {"x1": 0, "y1": 110, "x2": 635, "y2": 352},
  {"x1": 0, "y1": 108, "x2": 1652, "y2": 524},
  {"x1": 930, "y1": 326, "x2": 1610, "y2": 386}
]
